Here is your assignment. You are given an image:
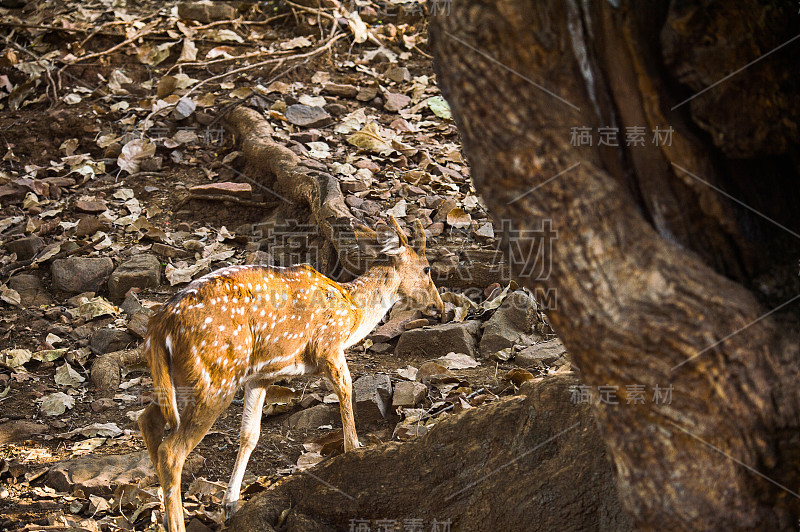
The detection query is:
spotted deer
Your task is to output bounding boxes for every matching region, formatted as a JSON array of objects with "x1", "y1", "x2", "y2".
[{"x1": 137, "y1": 217, "x2": 443, "y2": 532}]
